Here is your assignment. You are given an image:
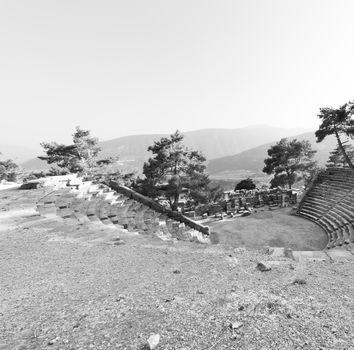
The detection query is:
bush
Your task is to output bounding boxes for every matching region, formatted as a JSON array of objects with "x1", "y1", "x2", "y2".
[
  {"x1": 0, "y1": 159, "x2": 19, "y2": 182},
  {"x1": 235, "y1": 178, "x2": 256, "y2": 191},
  {"x1": 22, "y1": 171, "x2": 48, "y2": 182}
]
